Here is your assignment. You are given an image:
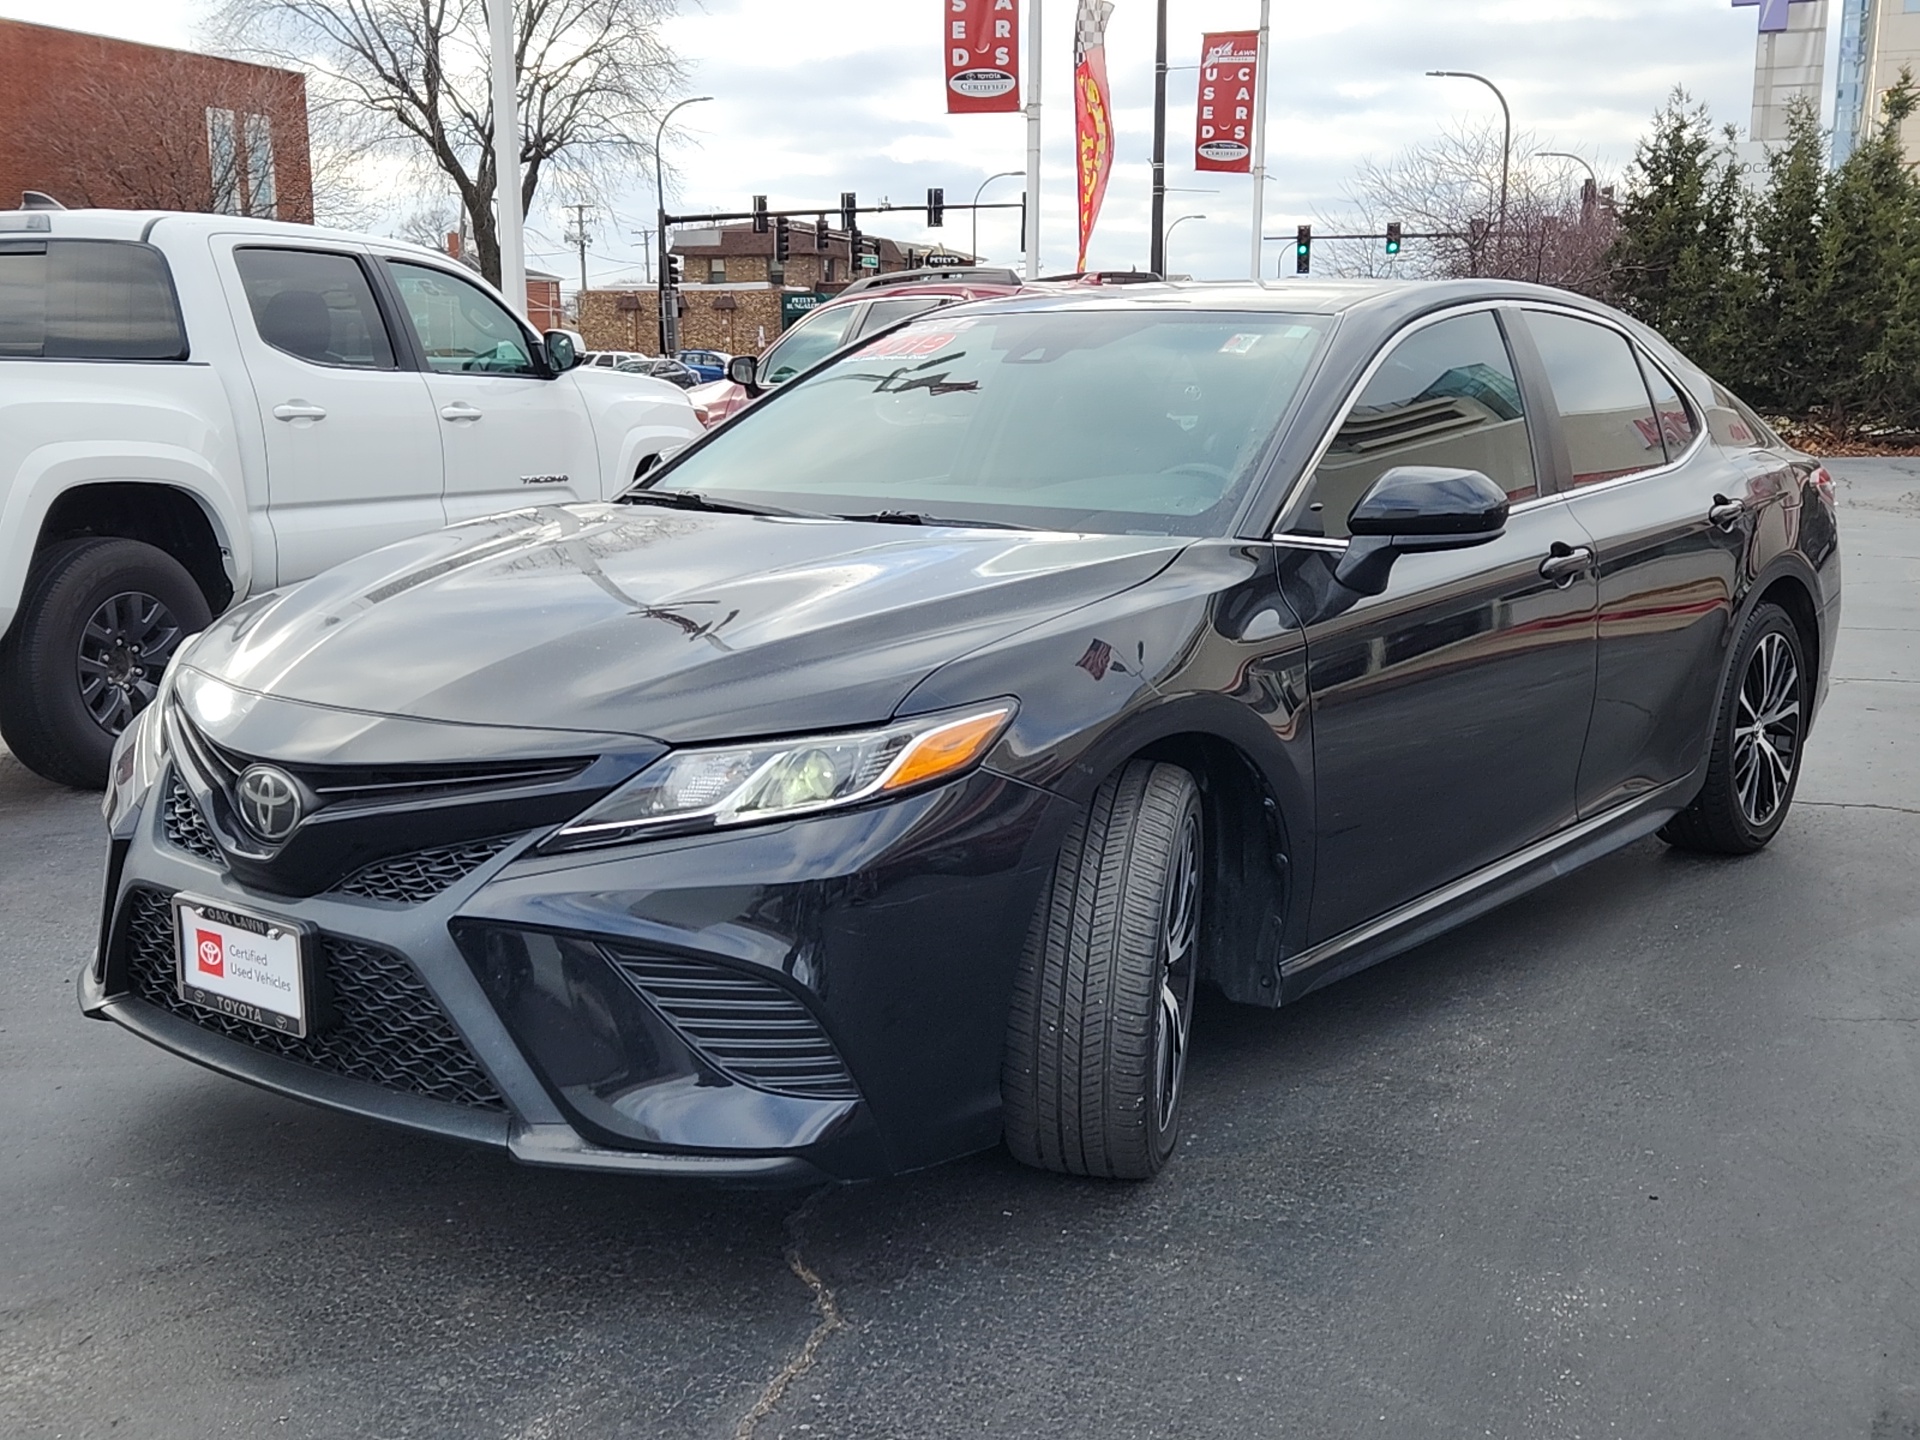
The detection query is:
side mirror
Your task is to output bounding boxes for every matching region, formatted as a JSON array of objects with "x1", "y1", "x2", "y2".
[
  {"x1": 543, "y1": 328, "x2": 585, "y2": 372},
  {"x1": 727, "y1": 354, "x2": 761, "y2": 393},
  {"x1": 1334, "y1": 466, "x2": 1510, "y2": 596}
]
